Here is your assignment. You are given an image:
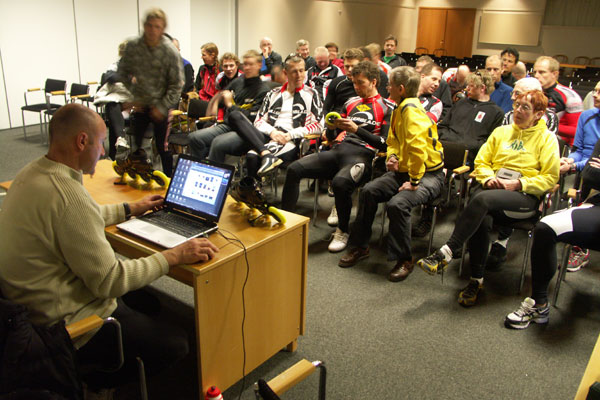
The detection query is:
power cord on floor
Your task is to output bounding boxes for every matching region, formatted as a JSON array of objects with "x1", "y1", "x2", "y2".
[{"x1": 217, "y1": 229, "x2": 250, "y2": 400}]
